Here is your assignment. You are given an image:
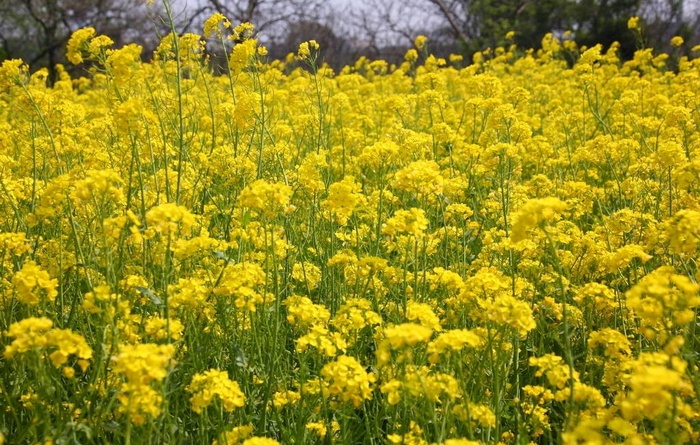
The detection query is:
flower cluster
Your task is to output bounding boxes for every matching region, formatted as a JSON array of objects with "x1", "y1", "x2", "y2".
[
  {"x1": 4, "y1": 317, "x2": 92, "y2": 376},
  {"x1": 187, "y1": 369, "x2": 246, "y2": 413},
  {"x1": 111, "y1": 343, "x2": 175, "y2": 425}
]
